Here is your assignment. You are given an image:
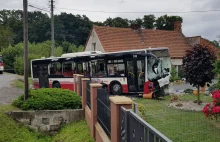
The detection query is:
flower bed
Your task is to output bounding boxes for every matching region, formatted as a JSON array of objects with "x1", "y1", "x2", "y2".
[{"x1": 203, "y1": 90, "x2": 220, "y2": 120}]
